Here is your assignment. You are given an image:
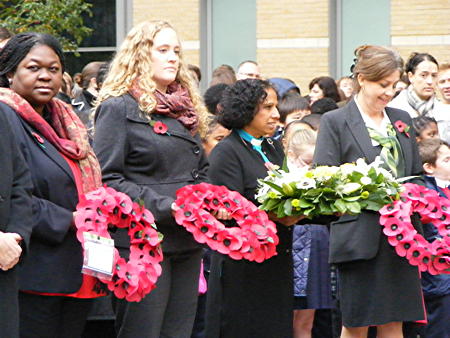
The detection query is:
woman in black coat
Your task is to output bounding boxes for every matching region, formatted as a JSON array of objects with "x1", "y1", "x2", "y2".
[
  {"x1": 93, "y1": 21, "x2": 211, "y2": 338},
  {"x1": 313, "y1": 45, "x2": 425, "y2": 337},
  {"x1": 0, "y1": 110, "x2": 33, "y2": 338},
  {"x1": 204, "y1": 79, "x2": 303, "y2": 338},
  {"x1": 0, "y1": 33, "x2": 103, "y2": 337}
]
